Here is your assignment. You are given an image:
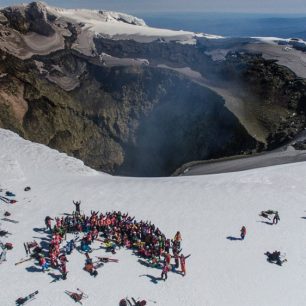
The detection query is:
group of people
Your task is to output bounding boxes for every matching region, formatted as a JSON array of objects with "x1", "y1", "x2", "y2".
[
  {"x1": 41, "y1": 203, "x2": 189, "y2": 281},
  {"x1": 238, "y1": 210, "x2": 285, "y2": 265}
]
